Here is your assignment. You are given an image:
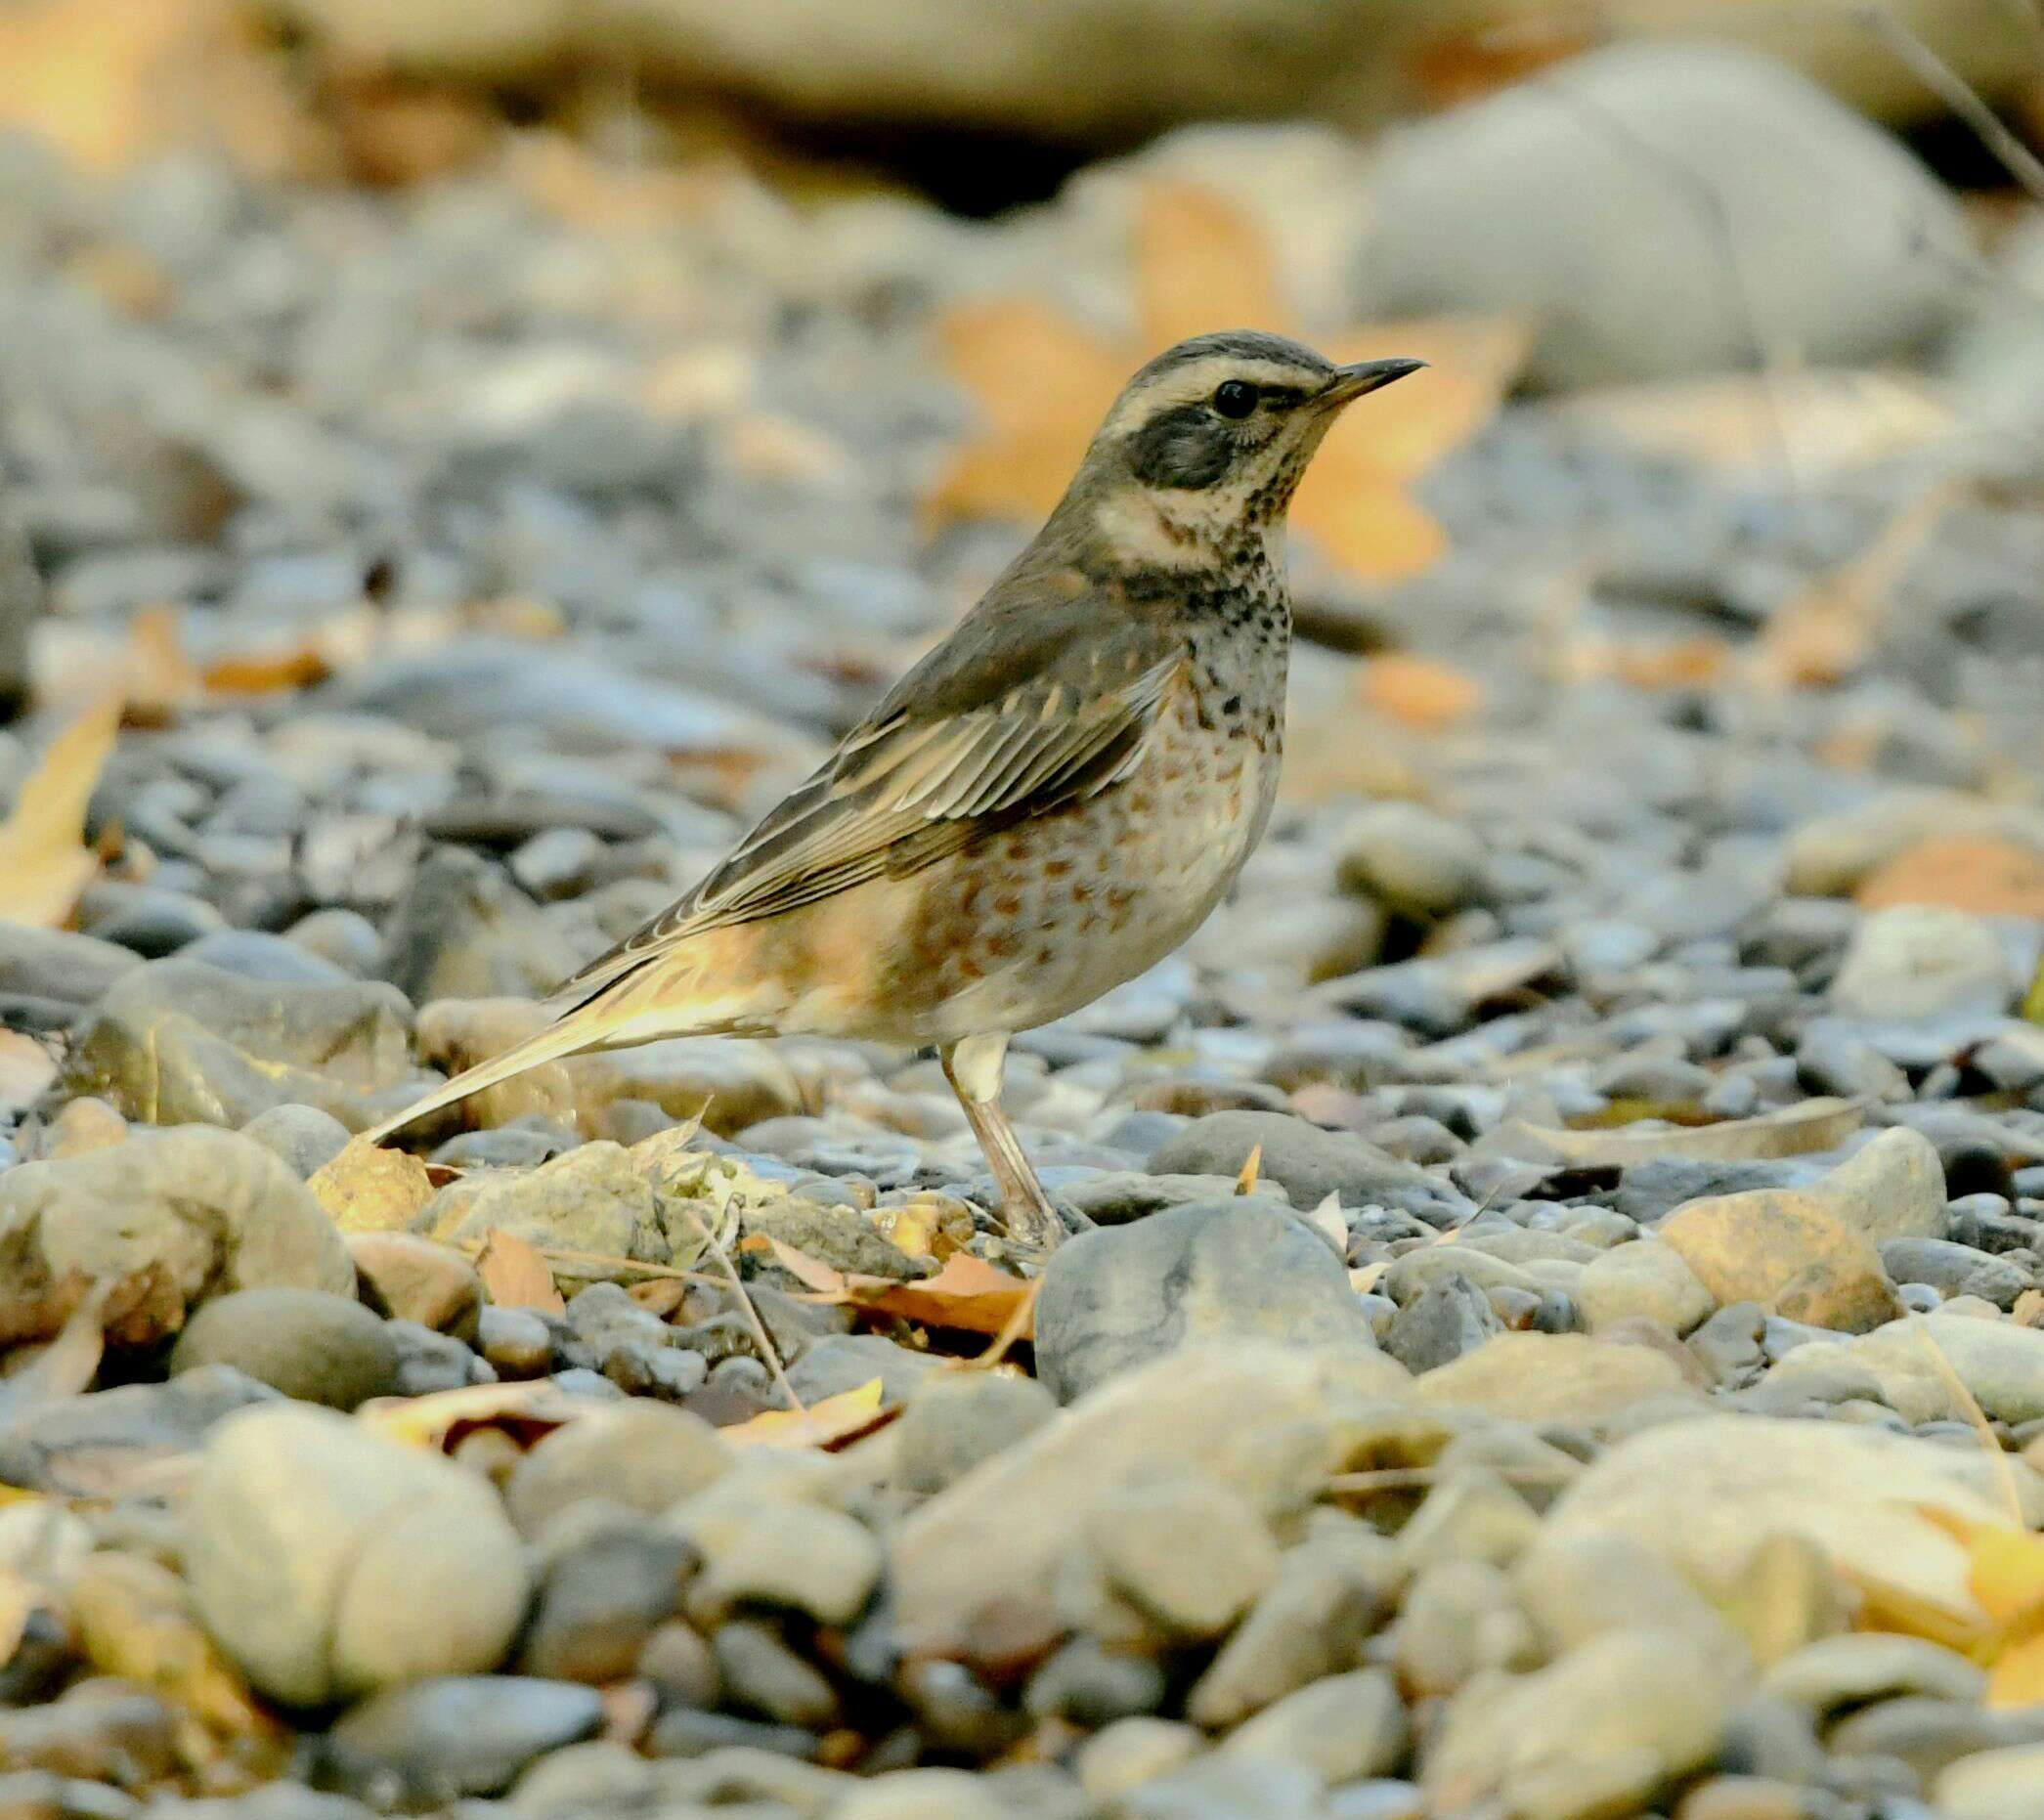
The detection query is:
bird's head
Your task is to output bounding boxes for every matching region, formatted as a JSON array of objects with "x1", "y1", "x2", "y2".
[{"x1": 1065, "y1": 330, "x2": 1423, "y2": 568}]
